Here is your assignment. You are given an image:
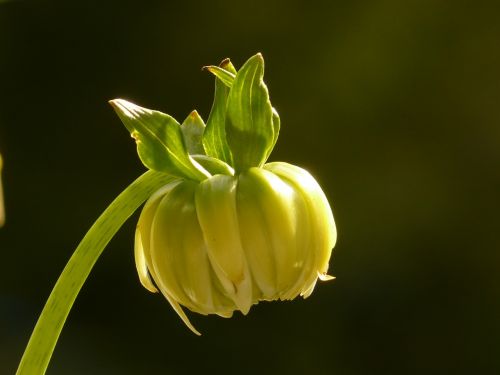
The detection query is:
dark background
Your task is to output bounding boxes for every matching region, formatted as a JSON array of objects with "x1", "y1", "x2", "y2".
[{"x1": 1, "y1": 0, "x2": 499, "y2": 374}]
